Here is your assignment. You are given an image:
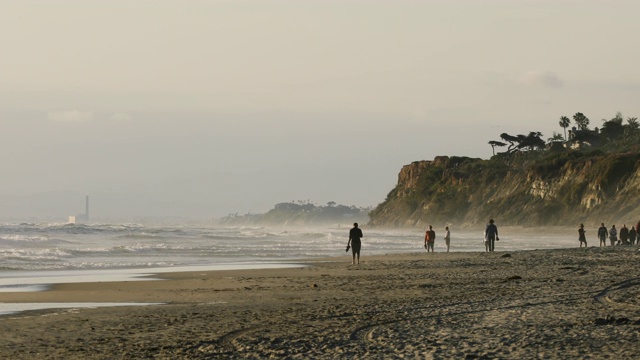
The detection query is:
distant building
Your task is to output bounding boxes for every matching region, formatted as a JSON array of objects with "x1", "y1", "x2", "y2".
[
  {"x1": 568, "y1": 126, "x2": 601, "y2": 149},
  {"x1": 68, "y1": 196, "x2": 90, "y2": 224}
]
